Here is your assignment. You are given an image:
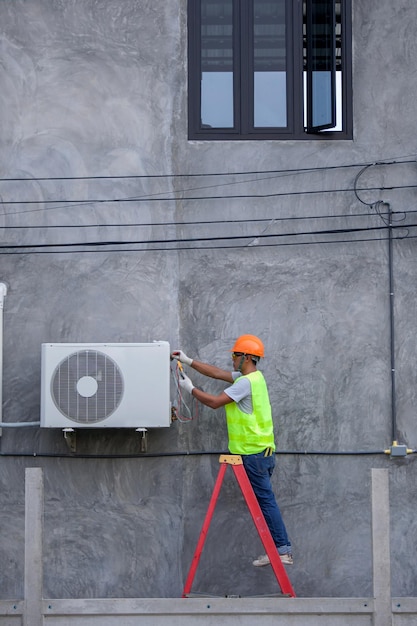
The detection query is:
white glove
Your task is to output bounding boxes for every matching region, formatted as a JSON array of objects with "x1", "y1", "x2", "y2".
[
  {"x1": 171, "y1": 350, "x2": 193, "y2": 366},
  {"x1": 179, "y1": 372, "x2": 195, "y2": 394}
]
